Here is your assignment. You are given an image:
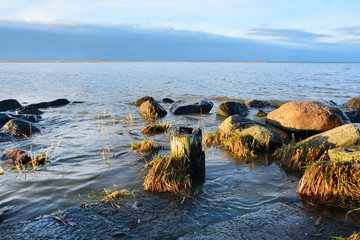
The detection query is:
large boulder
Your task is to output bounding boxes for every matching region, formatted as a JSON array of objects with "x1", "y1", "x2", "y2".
[
  {"x1": 299, "y1": 123, "x2": 360, "y2": 149},
  {"x1": 170, "y1": 99, "x2": 213, "y2": 115},
  {"x1": 218, "y1": 116, "x2": 287, "y2": 149},
  {"x1": 16, "y1": 106, "x2": 44, "y2": 115},
  {"x1": 245, "y1": 99, "x2": 270, "y2": 108},
  {"x1": 217, "y1": 102, "x2": 248, "y2": 117},
  {"x1": 328, "y1": 146, "x2": 360, "y2": 163},
  {"x1": 345, "y1": 110, "x2": 360, "y2": 123},
  {"x1": 28, "y1": 99, "x2": 70, "y2": 109},
  {"x1": 266, "y1": 100, "x2": 350, "y2": 132},
  {"x1": 2, "y1": 119, "x2": 40, "y2": 136},
  {"x1": 0, "y1": 99, "x2": 22, "y2": 111},
  {"x1": 138, "y1": 100, "x2": 167, "y2": 119},
  {"x1": 345, "y1": 97, "x2": 360, "y2": 109},
  {"x1": 131, "y1": 96, "x2": 155, "y2": 106}
]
